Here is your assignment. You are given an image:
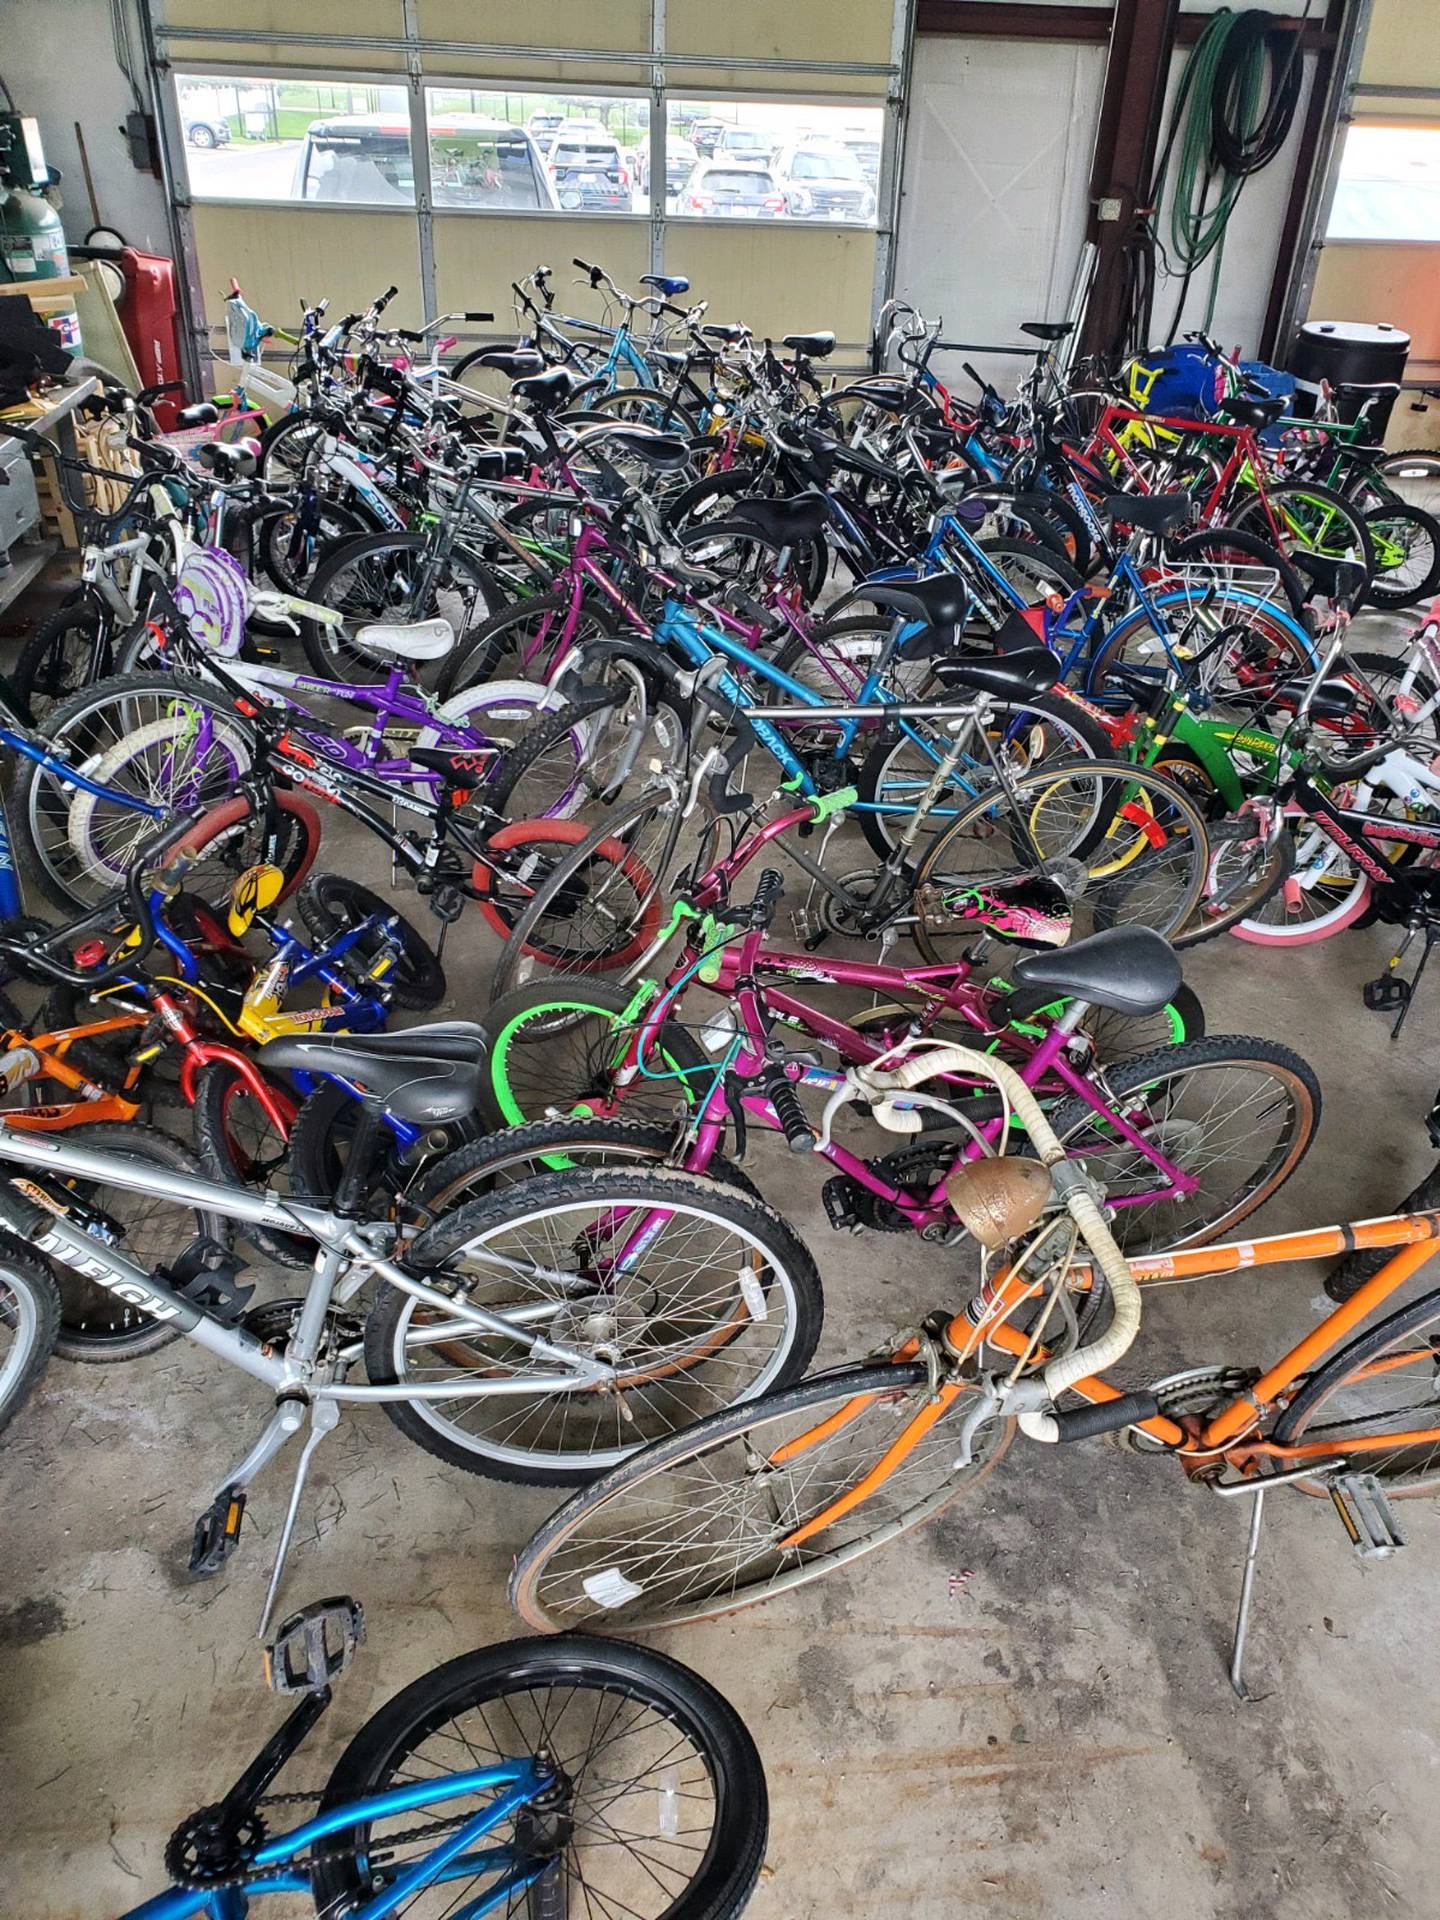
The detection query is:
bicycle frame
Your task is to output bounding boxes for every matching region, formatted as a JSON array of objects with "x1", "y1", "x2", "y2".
[{"x1": 122, "y1": 1759, "x2": 550, "y2": 1919}]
